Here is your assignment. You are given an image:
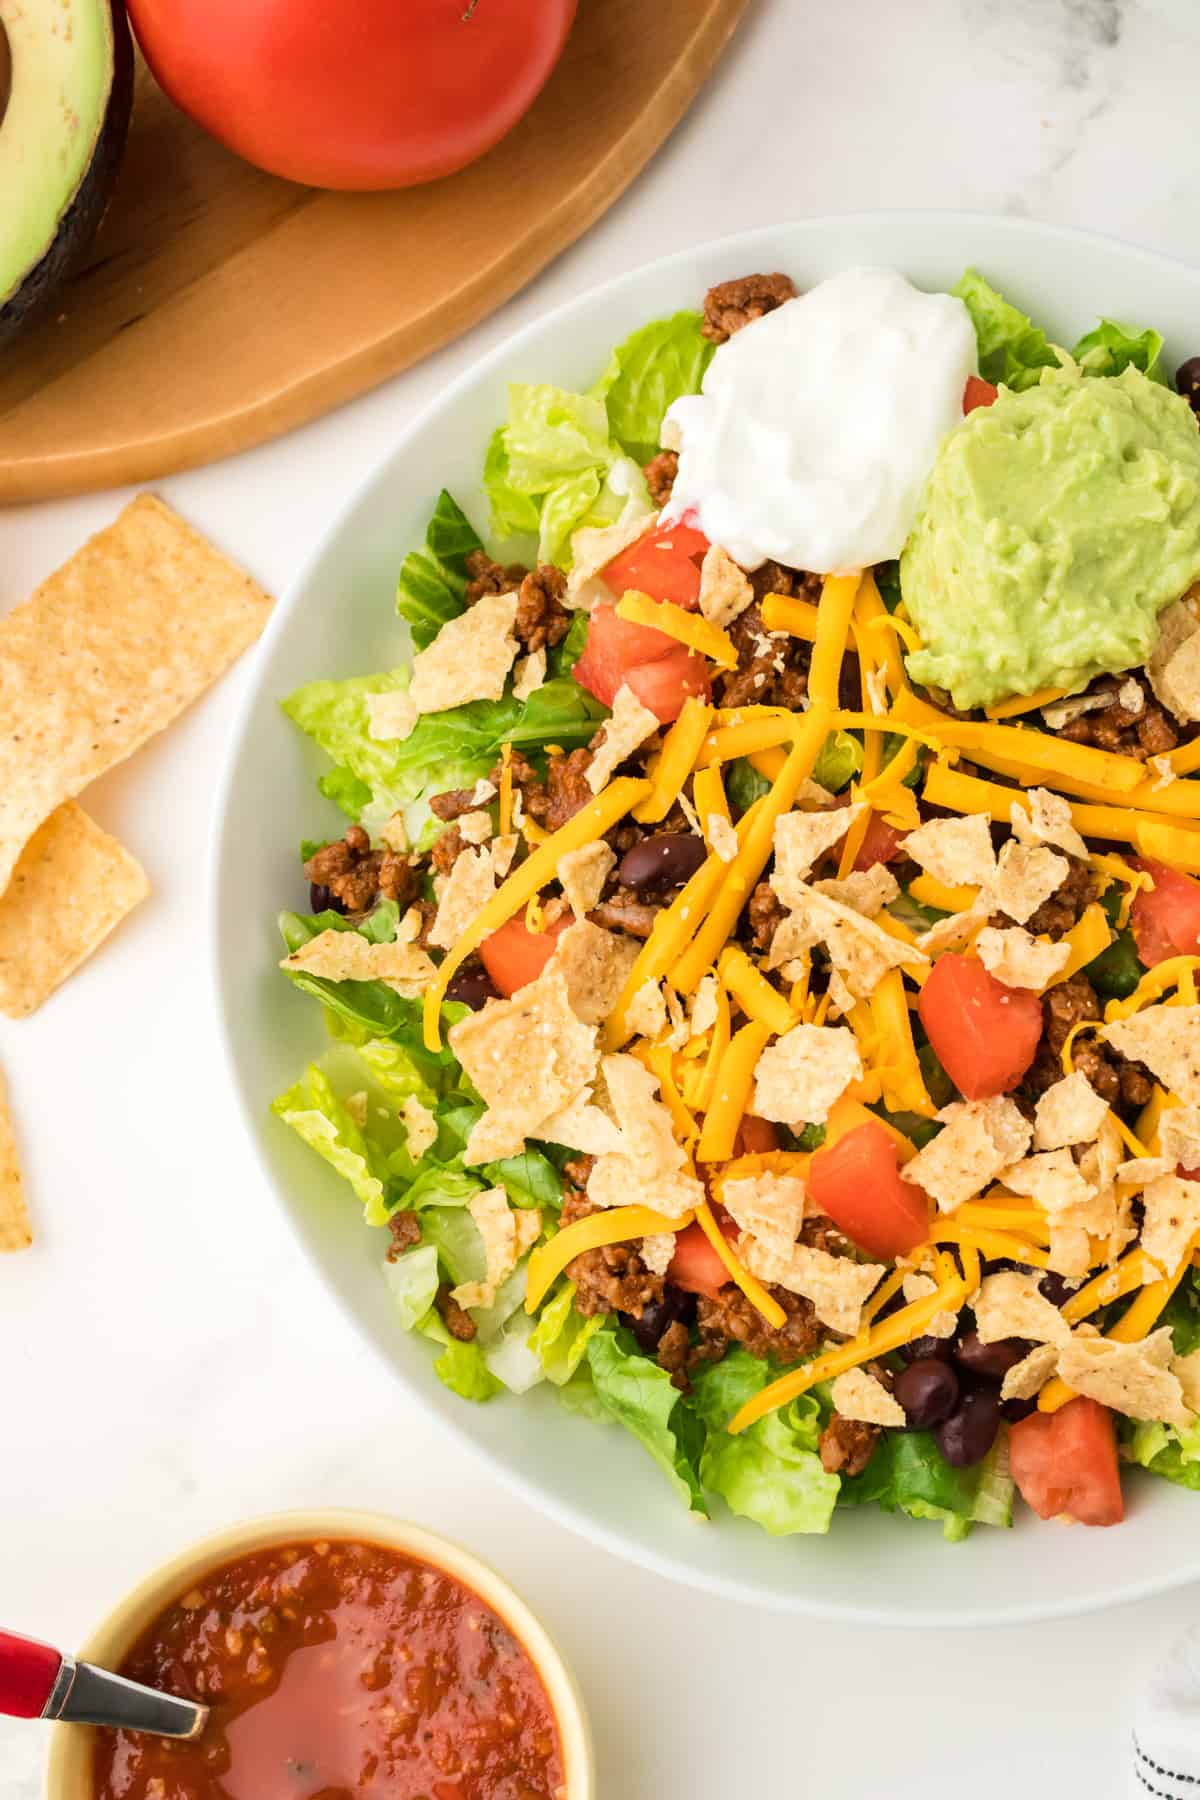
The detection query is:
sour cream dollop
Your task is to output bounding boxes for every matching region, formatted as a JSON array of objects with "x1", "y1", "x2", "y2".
[{"x1": 662, "y1": 266, "x2": 977, "y2": 574}]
